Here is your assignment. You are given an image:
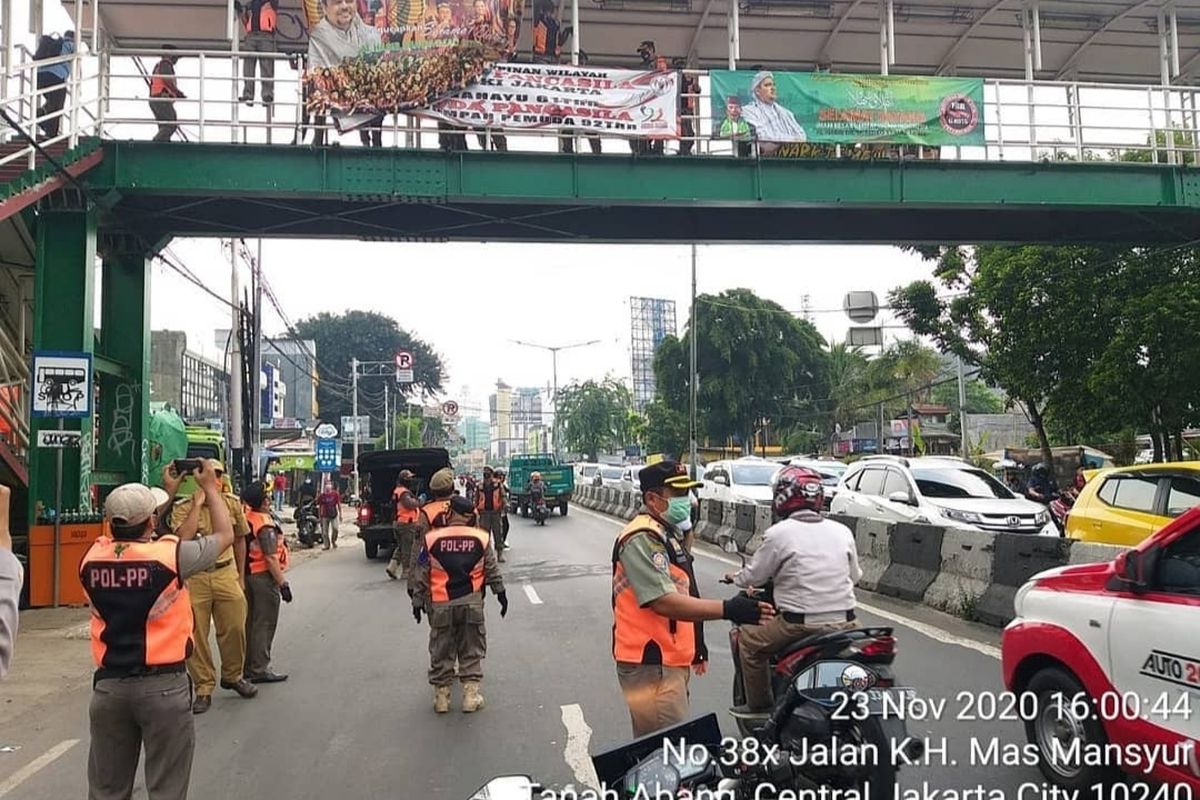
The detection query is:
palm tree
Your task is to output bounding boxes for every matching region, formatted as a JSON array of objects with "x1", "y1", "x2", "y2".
[{"x1": 827, "y1": 341, "x2": 868, "y2": 431}]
